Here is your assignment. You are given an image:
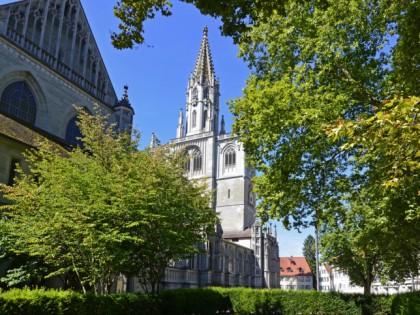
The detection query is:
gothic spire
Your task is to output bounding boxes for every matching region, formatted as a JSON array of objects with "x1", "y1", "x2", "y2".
[{"x1": 192, "y1": 26, "x2": 216, "y2": 84}]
